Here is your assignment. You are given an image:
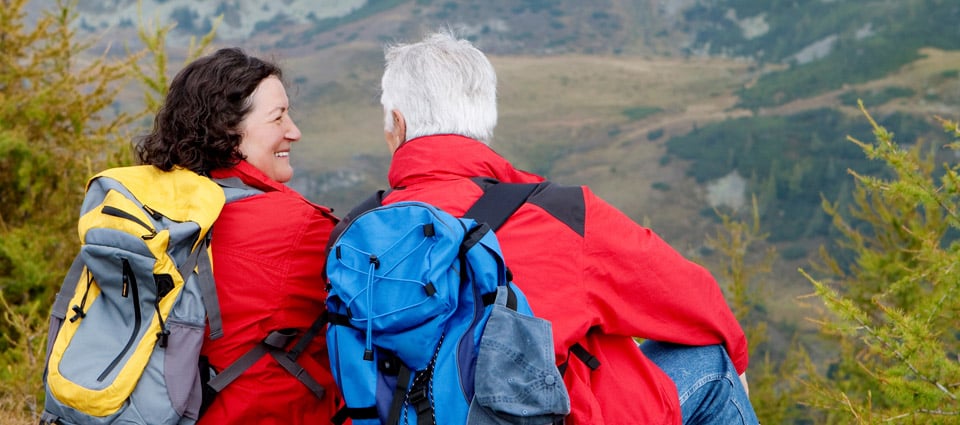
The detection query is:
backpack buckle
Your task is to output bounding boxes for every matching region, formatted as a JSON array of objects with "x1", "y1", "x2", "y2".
[
  {"x1": 408, "y1": 386, "x2": 430, "y2": 413},
  {"x1": 264, "y1": 329, "x2": 298, "y2": 349}
]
